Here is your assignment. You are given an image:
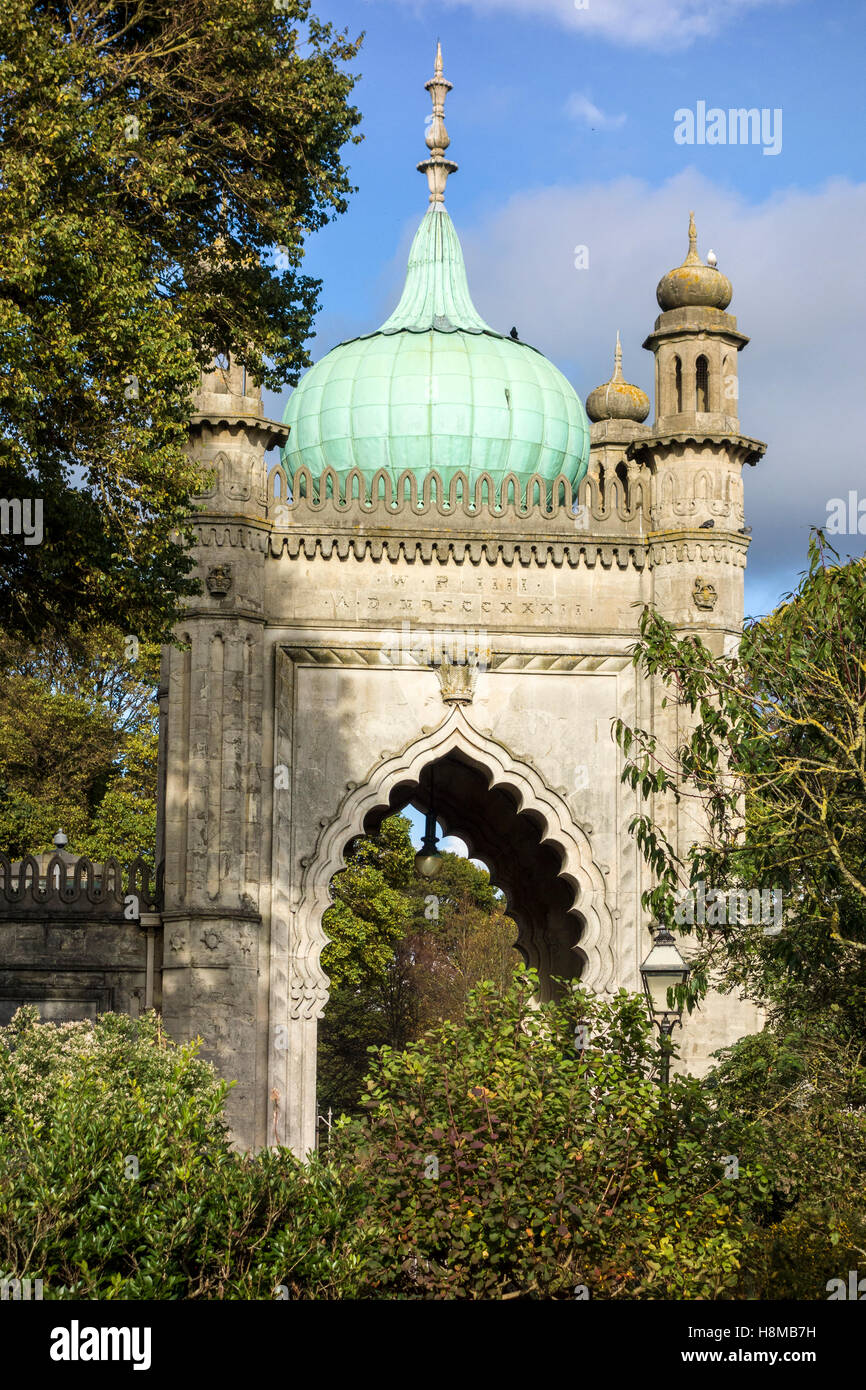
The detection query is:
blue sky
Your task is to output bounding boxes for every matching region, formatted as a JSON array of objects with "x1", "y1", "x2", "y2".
[{"x1": 267, "y1": 0, "x2": 866, "y2": 616}]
